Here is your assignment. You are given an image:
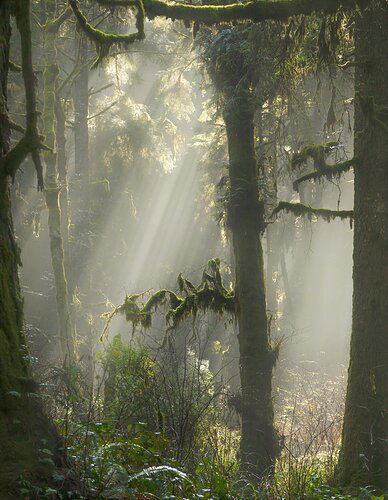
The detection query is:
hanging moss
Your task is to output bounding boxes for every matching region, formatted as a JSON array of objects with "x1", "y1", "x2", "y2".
[
  {"x1": 272, "y1": 201, "x2": 354, "y2": 225},
  {"x1": 96, "y1": 0, "x2": 367, "y2": 25},
  {"x1": 68, "y1": 0, "x2": 145, "y2": 67},
  {"x1": 291, "y1": 139, "x2": 358, "y2": 192},
  {"x1": 177, "y1": 273, "x2": 196, "y2": 294},
  {"x1": 291, "y1": 141, "x2": 339, "y2": 170},
  {"x1": 105, "y1": 259, "x2": 236, "y2": 340},
  {"x1": 293, "y1": 157, "x2": 358, "y2": 191}
]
